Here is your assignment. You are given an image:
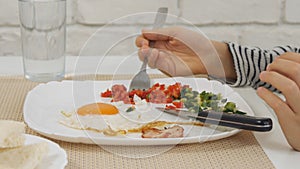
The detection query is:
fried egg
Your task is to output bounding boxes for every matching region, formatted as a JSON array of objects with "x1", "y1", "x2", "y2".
[
  {"x1": 77, "y1": 102, "x2": 119, "y2": 116},
  {"x1": 60, "y1": 99, "x2": 199, "y2": 136},
  {"x1": 60, "y1": 102, "x2": 161, "y2": 133}
]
